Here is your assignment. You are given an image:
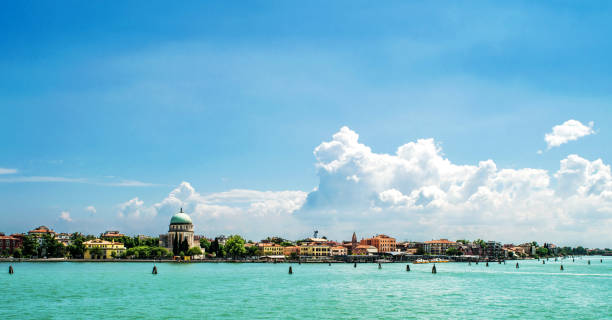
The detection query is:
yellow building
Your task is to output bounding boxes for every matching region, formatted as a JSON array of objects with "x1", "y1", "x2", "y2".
[
  {"x1": 84, "y1": 239, "x2": 126, "y2": 259},
  {"x1": 257, "y1": 243, "x2": 284, "y2": 256},
  {"x1": 299, "y1": 244, "x2": 330, "y2": 256}
]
